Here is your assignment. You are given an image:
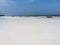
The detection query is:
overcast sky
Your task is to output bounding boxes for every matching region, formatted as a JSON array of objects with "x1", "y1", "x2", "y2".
[{"x1": 0, "y1": 0, "x2": 60, "y2": 15}]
